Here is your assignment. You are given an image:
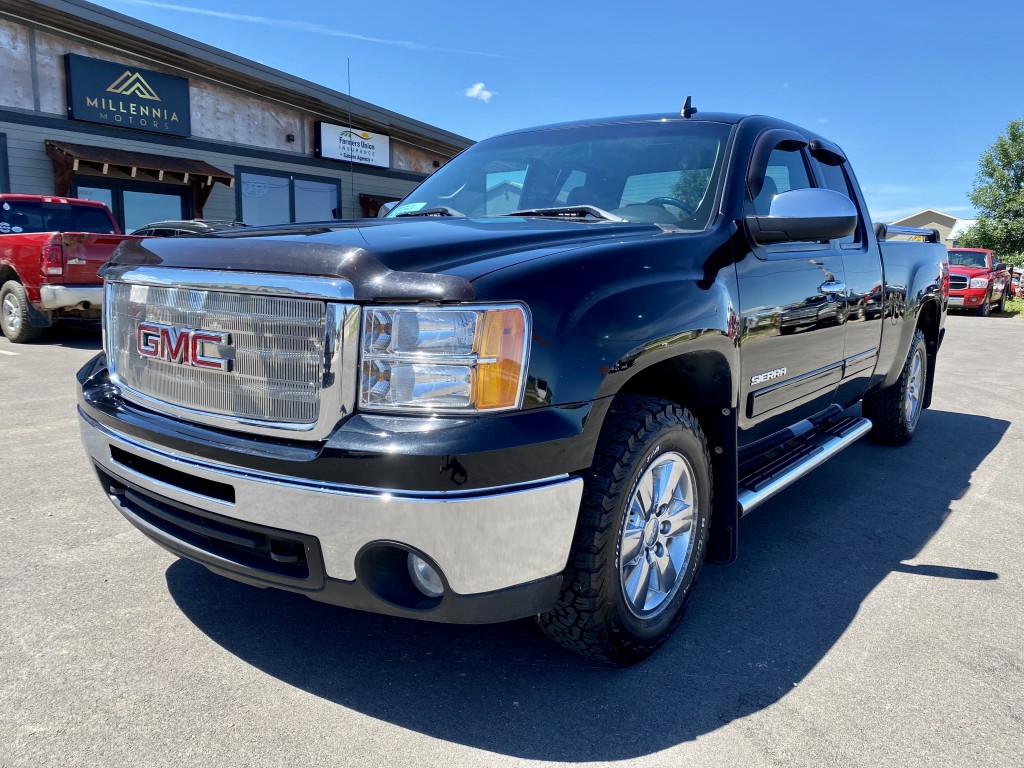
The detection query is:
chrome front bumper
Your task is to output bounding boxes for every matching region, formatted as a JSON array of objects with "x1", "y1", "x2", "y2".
[
  {"x1": 79, "y1": 409, "x2": 583, "y2": 597},
  {"x1": 39, "y1": 284, "x2": 103, "y2": 310}
]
